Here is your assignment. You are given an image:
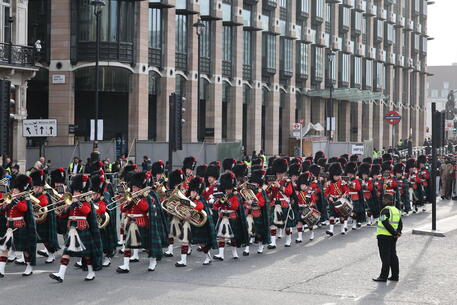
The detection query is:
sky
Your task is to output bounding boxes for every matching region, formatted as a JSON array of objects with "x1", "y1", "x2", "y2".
[{"x1": 427, "y1": 0, "x2": 457, "y2": 66}]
